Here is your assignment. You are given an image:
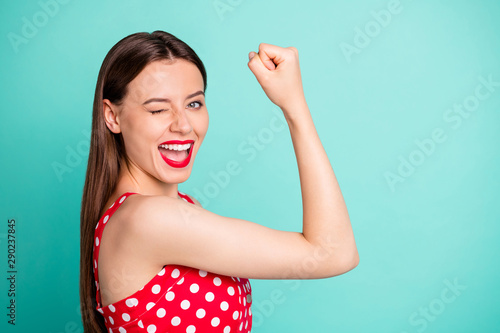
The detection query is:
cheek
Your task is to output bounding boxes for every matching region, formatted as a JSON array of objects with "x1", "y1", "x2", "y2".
[
  {"x1": 122, "y1": 118, "x2": 161, "y2": 151},
  {"x1": 194, "y1": 111, "x2": 209, "y2": 139}
]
